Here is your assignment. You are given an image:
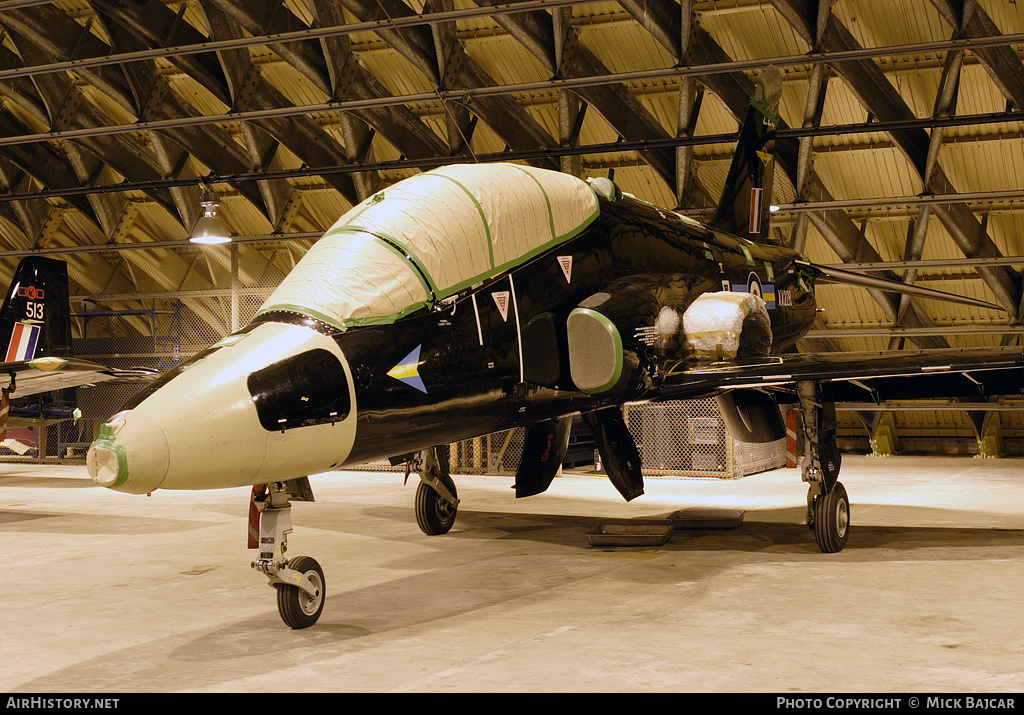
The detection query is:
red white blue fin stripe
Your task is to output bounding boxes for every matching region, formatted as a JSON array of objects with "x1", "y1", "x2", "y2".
[{"x1": 6, "y1": 322, "x2": 40, "y2": 361}]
